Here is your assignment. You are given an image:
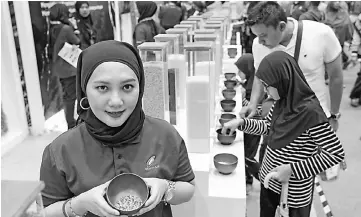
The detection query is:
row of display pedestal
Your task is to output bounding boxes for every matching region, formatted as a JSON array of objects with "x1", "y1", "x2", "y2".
[
  {"x1": 138, "y1": 3, "x2": 247, "y2": 217},
  {"x1": 171, "y1": 61, "x2": 246, "y2": 217}
]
